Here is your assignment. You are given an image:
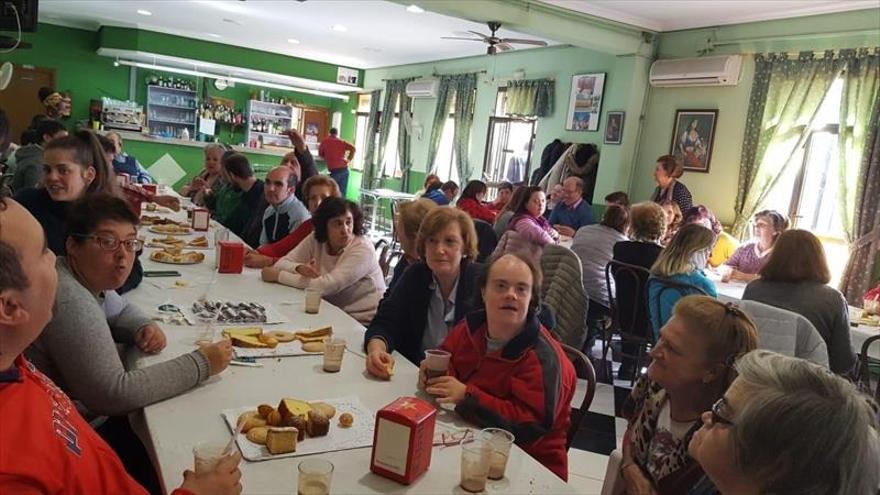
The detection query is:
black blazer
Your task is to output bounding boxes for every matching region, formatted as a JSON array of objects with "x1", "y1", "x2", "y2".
[{"x1": 364, "y1": 260, "x2": 483, "y2": 366}]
